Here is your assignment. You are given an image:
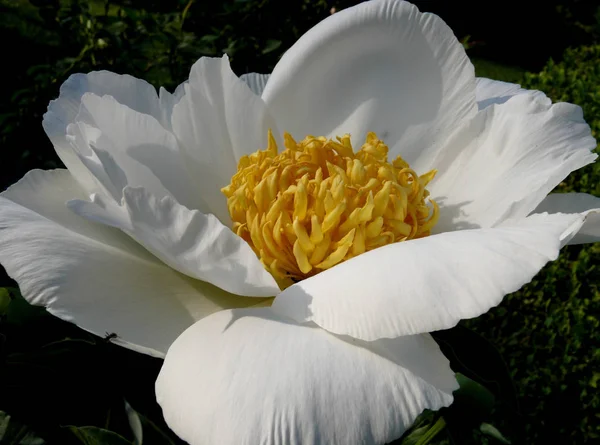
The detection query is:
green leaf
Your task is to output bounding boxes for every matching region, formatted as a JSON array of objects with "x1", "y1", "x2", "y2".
[
  {"x1": 124, "y1": 401, "x2": 180, "y2": 445},
  {"x1": 261, "y1": 39, "x2": 281, "y2": 54},
  {"x1": 396, "y1": 411, "x2": 436, "y2": 445},
  {"x1": 0, "y1": 288, "x2": 10, "y2": 315},
  {"x1": 441, "y1": 373, "x2": 497, "y2": 444},
  {"x1": 454, "y1": 373, "x2": 496, "y2": 416},
  {"x1": 431, "y1": 325, "x2": 517, "y2": 410},
  {"x1": 480, "y1": 423, "x2": 512, "y2": 444},
  {"x1": 5, "y1": 289, "x2": 48, "y2": 326},
  {"x1": 398, "y1": 423, "x2": 432, "y2": 445},
  {"x1": 0, "y1": 411, "x2": 45, "y2": 444},
  {"x1": 67, "y1": 426, "x2": 132, "y2": 445}
]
